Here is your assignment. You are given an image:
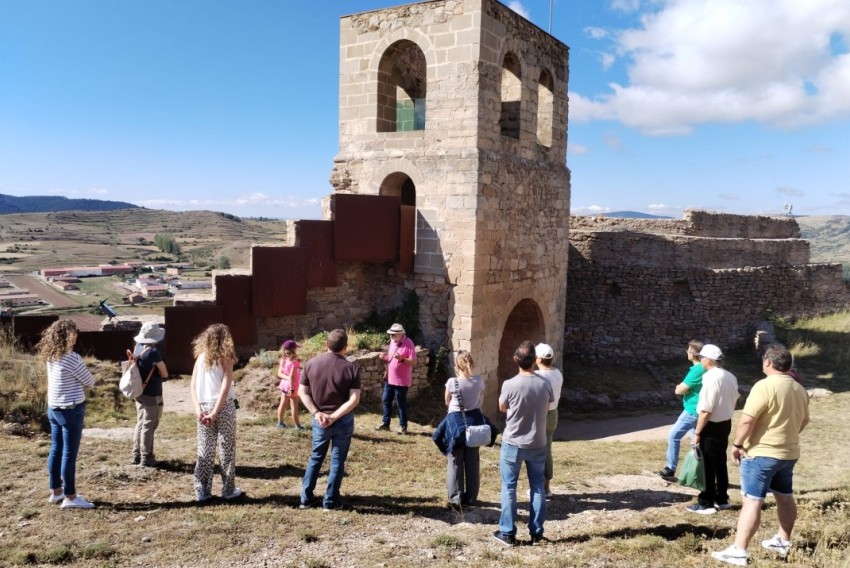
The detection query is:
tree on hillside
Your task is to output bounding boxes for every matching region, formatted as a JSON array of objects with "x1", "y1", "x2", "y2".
[{"x1": 153, "y1": 233, "x2": 180, "y2": 254}]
